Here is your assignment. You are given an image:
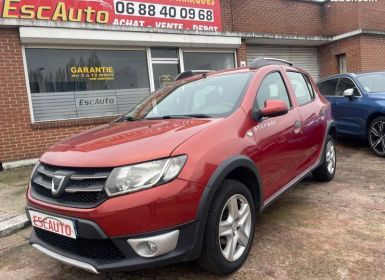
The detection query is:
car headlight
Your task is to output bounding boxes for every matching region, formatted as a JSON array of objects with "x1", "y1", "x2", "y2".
[{"x1": 105, "y1": 155, "x2": 187, "y2": 197}]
